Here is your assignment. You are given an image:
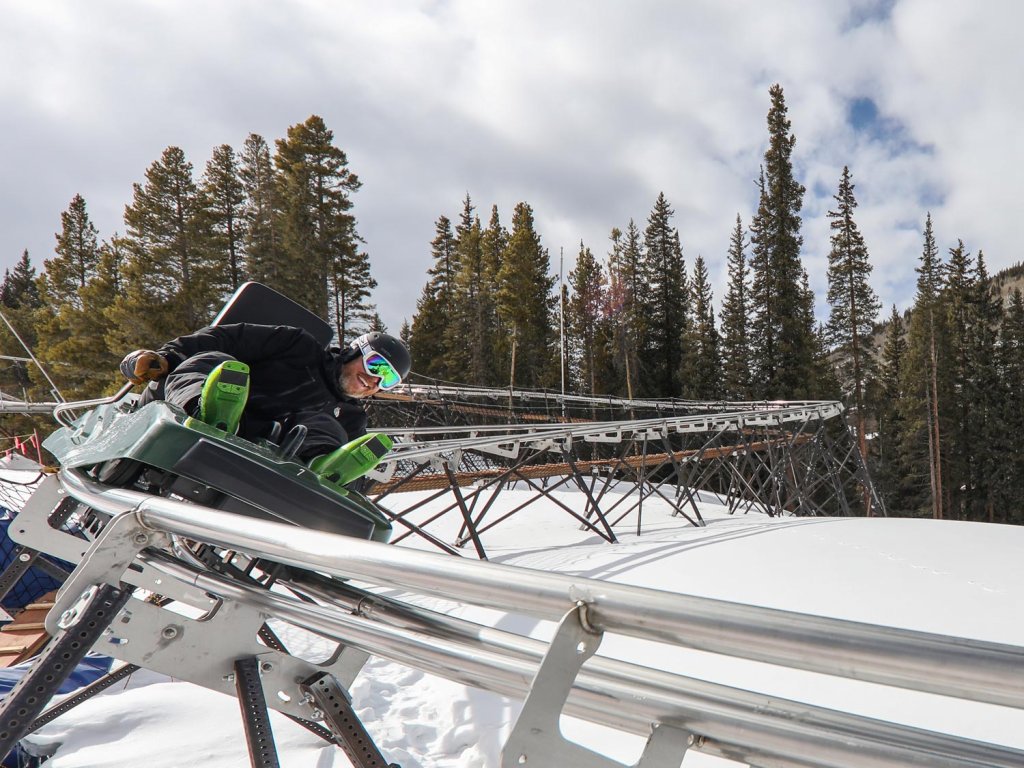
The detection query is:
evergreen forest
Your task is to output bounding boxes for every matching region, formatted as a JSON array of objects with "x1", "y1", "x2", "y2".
[{"x1": 2, "y1": 89, "x2": 1023, "y2": 526}]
